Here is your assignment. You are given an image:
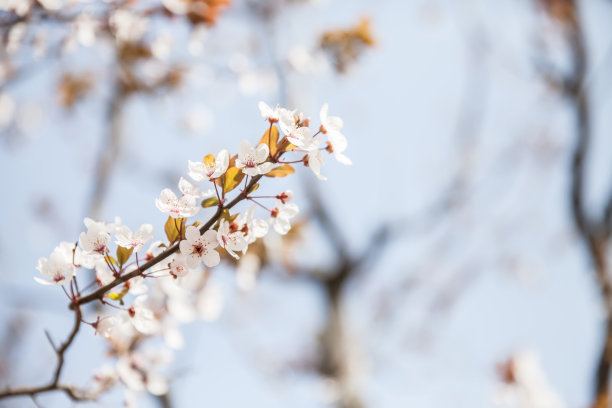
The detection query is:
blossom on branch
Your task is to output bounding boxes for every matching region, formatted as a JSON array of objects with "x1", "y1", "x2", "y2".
[
  {"x1": 79, "y1": 218, "x2": 111, "y2": 255},
  {"x1": 178, "y1": 177, "x2": 212, "y2": 199},
  {"x1": 34, "y1": 242, "x2": 76, "y2": 285},
  {"x1": 216, "y1": 219, "x2": 248, "y2": 259},
  {"x1": 320, "y1": 103, "x2": 351, "y2": 165},
  {"x1": 270, "y1": 203, "x2": 299, "y2": 235},
  {"x1": 179, "y1": 226, "x2": 220, "y2": 268},
  {"x1": 188, "y1": 149, "x2": 229, "y2": 182},
  {"x1": 155, "y1": 188, "x2": 199, "y2": 218},
  {"x1": 259, "y1": 101, "x2": 282, "y2": 123},
  {"x1": 115, "y1": 224, "x2": 154, "y2": 253},
  {"x1": 235, "y1": 140, "x2": 273, "y2": 176}
]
